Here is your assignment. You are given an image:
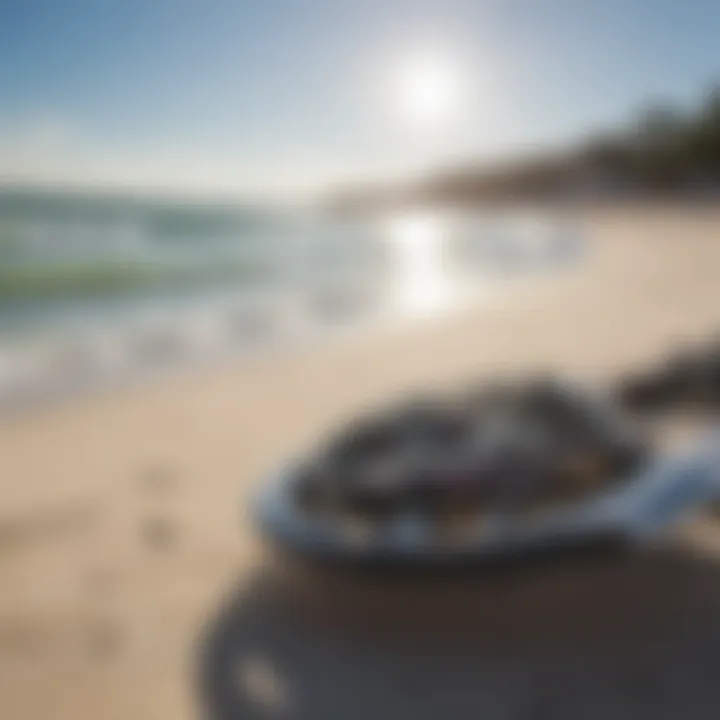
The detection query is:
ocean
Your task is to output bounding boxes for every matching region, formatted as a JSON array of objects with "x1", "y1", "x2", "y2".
[{"x1": 0, "y1": 189, "x2": 582, "y2": 409}]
